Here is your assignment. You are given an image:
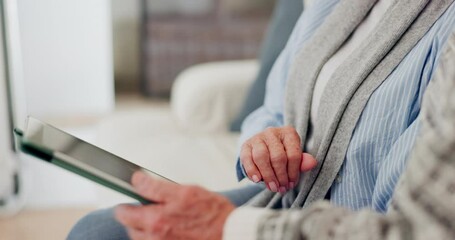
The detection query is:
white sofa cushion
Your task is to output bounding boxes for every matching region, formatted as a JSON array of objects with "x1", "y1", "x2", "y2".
[
  {"x1": 171, "y1": 60, "x2": 258, "y2": 133},
  {"x1": 95, "y1": 106, "x2": 241, "y2": 189},
  {"x1": 94, "y1": 60, "x2": 258, "y2": 205}
]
